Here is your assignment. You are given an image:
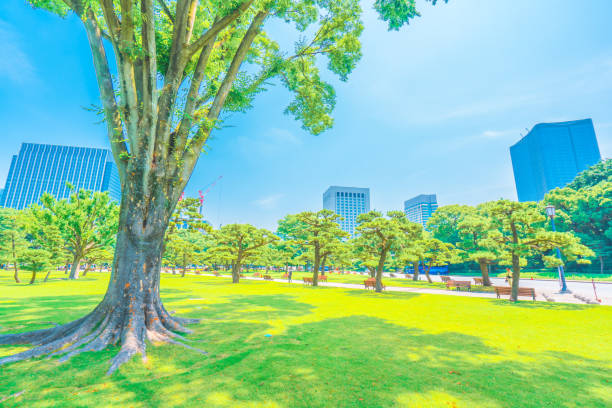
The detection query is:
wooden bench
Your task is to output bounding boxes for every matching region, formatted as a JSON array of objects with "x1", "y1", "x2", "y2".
[
  {"x1": 282, "y1": 273, "x2": 289, "y2": 279},
  {"x1": 364, "y1": 278, "x2": 385, "y2": 290},
  {"x1": 494, "y1": 286, "x2": 536, "y2": 301},
  {"x1": 263, "y1": 275, "x2": 273, "y2": 281},
  {"x1": 253, "y1": 272, "x2": 262, "y2": 278},
  {"x1": 212, "y1": 271, "x2": 220, "y2": 277},
  {"x1": 303, "y1": 277, "x2": 313, "y2": 285},
  {"x1": 440, "y1": 276, "x2": 452, "y2": 283},
  {"x1": 473, "y1": 277, "x2": 483, "y2": 285},
  {"x1": 319, "y1": 275, "x2": 327, "y2": 282},
  {"x1": 239, "y1": 273, "x2": 245, "y2": 278},
  {"x1": 446, "y1": 280, "x2": 471, "y2": 291}
]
